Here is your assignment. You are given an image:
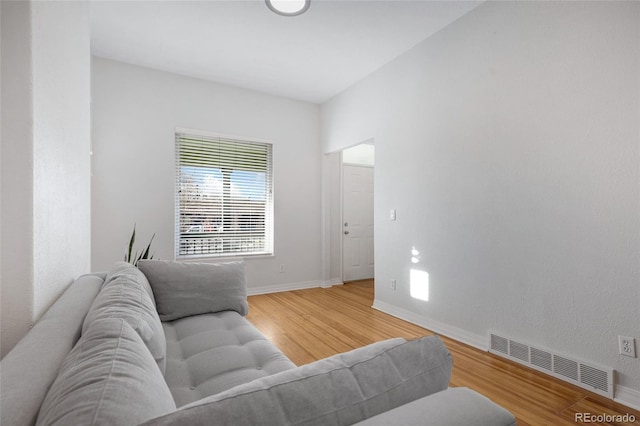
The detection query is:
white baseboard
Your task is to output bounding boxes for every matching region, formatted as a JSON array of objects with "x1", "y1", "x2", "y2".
[
  {"x1": 322, "y1": 278, "x2": 343, "y2": 288},
  {"x1": 614, "y1": 385, "x2": 640, "y2": 411},
  {"x1": 373, "y1": 299, "x2": 640, "y2": 412},
  {"x1": 248, "y1": 278, "x2": 343, "y2": 295},
  {"x1": 371, "y1": 299, "x2": 486, "y2": 351},
  {"x1": 247, "y1": 280, "x2": 323, "y2": 296}
]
